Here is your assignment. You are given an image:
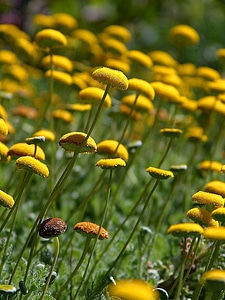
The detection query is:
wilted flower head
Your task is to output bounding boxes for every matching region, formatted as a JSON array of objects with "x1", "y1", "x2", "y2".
[
  {"x1": 59, "y1": 131, "x2": 97, "y2": 153},
  {"x1": 16, "y1": 156, "x2": 49, "y2": 178},
  {"x1": 0, "y1": 189, "x2": 14, "y2": 209},
  {"x1": 92, "y1": 67, "x2": 128, "y2": 90},
  {"x1": 39, "y1": 218, "x2": 67, "y2": 238},
  {"x1": 73, "y1": 221, "x2": 109, "y2": 240}
]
